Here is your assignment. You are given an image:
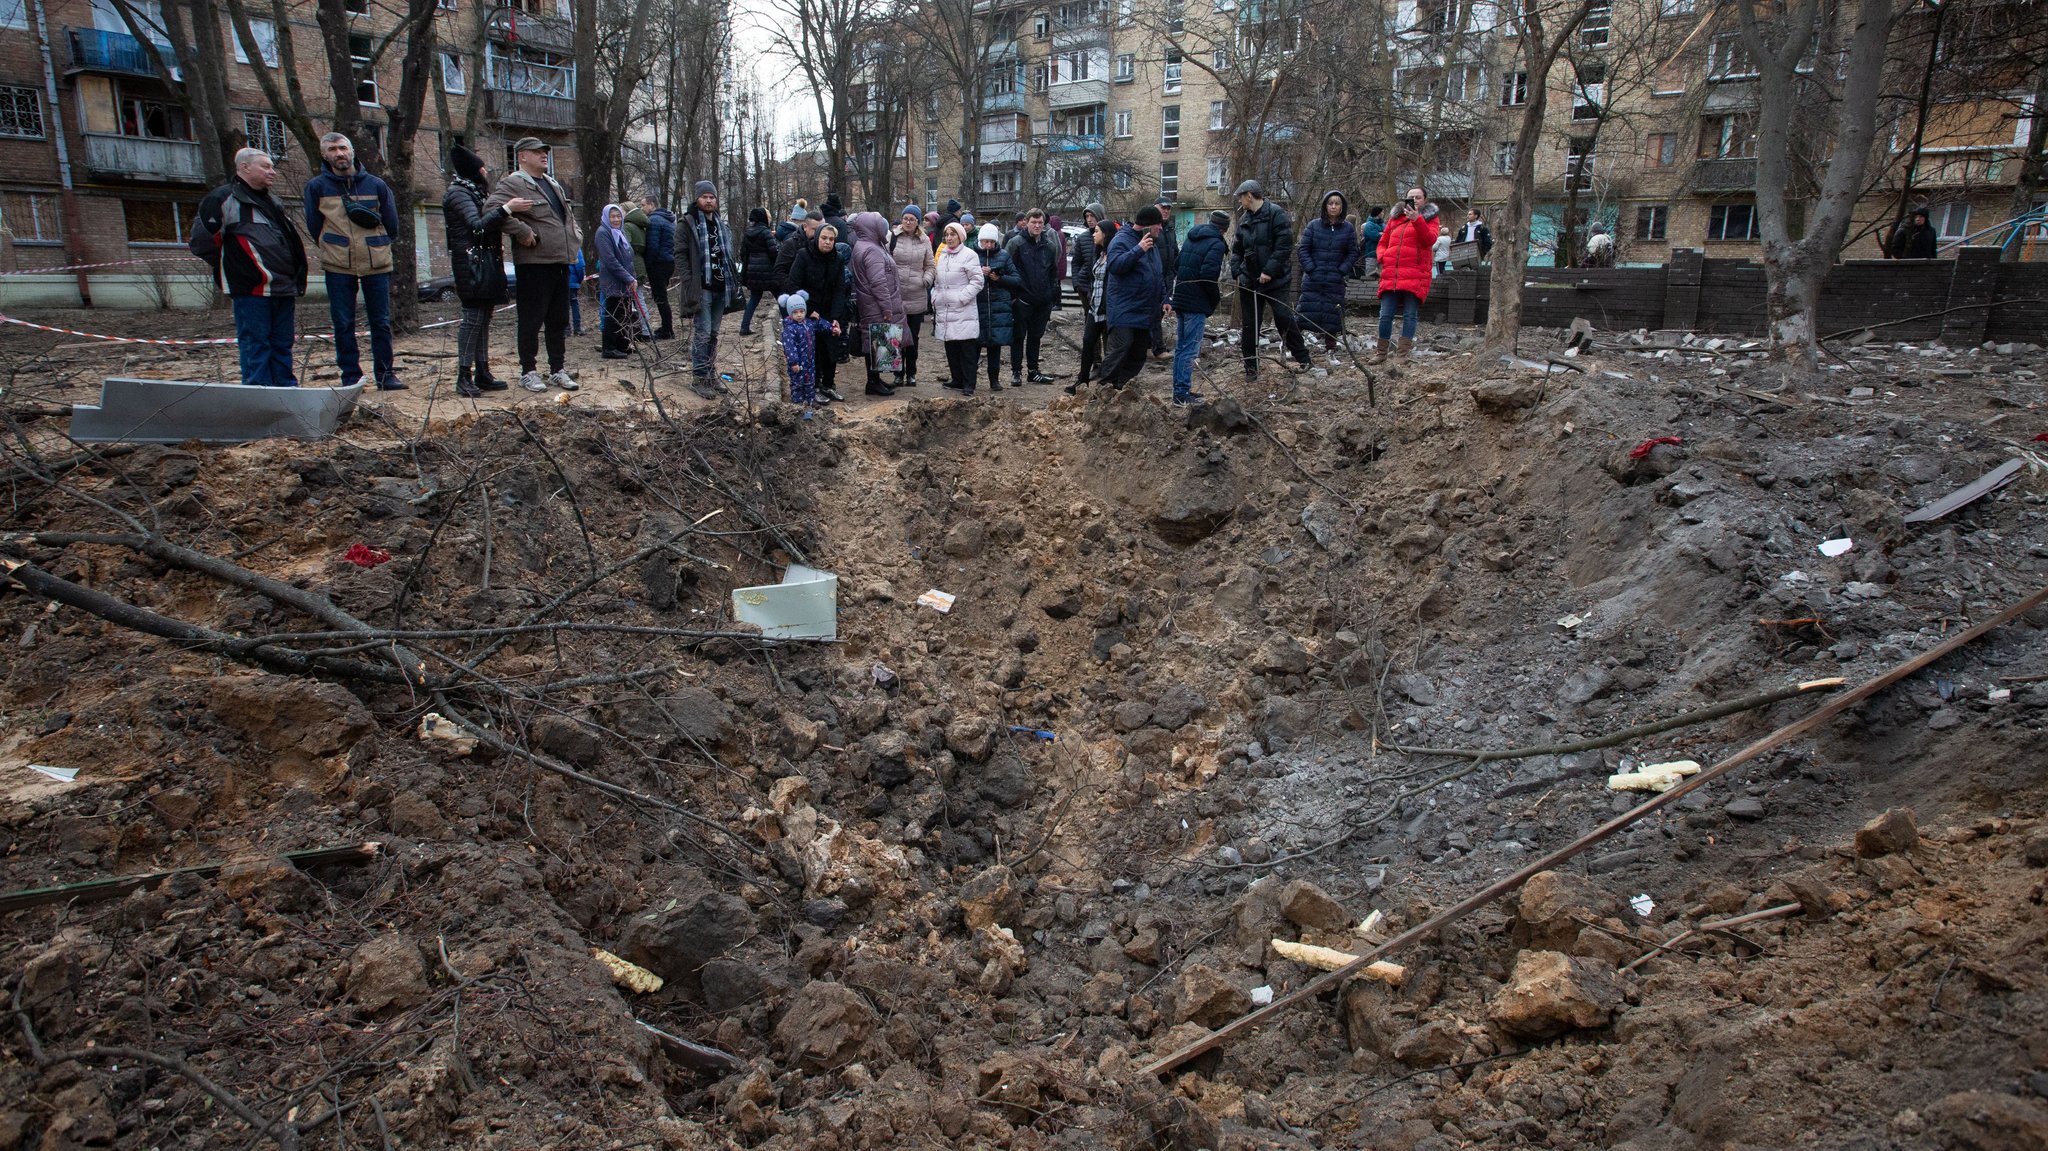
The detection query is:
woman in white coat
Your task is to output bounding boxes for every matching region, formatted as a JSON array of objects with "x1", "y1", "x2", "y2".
[{"x1": 931, "y1": 222, "x2": 986, "y2": 395}]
